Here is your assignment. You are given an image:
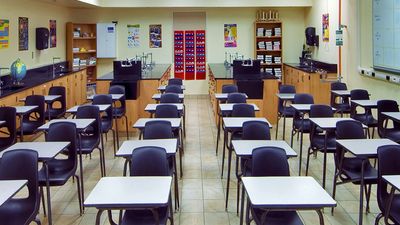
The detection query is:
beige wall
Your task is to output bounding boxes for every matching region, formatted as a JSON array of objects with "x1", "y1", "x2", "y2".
[{"x1": 0, "y1": 0, "x2": 72, "y2": 72}]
